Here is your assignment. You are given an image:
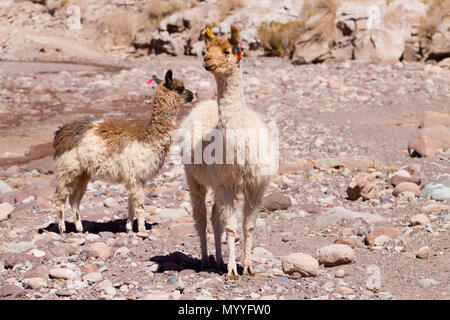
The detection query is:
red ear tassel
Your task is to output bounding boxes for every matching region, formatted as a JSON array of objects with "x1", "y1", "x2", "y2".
[
  {"x1": 146, "y1": 78, "x2": 154, "y2": 85},
  {"x1": 237, "y1": 43, "x2": 243, "y2": 63}
]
